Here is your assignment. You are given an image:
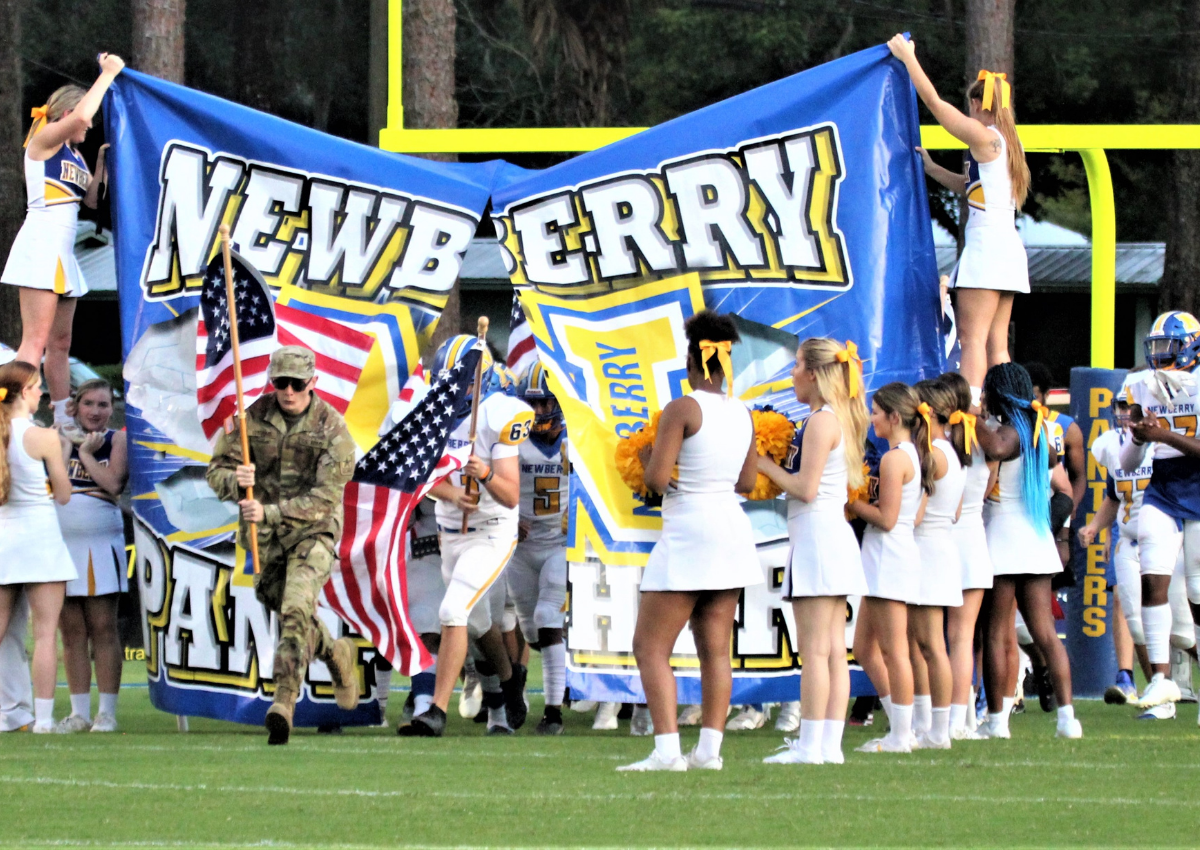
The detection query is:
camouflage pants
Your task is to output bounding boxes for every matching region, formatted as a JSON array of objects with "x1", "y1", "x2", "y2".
[{"x1": 254, "y1": 535, "x2": 336, "y2": 709}]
